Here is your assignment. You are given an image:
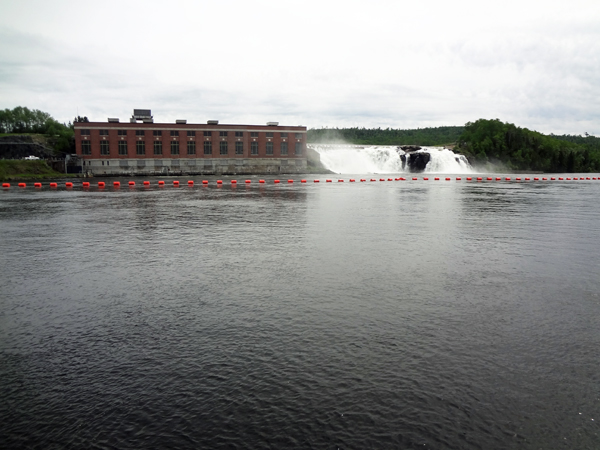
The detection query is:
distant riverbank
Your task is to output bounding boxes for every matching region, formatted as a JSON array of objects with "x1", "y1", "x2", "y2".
[{"x1": 0, "y1": 160, "x2": 74, "y2": 181}]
